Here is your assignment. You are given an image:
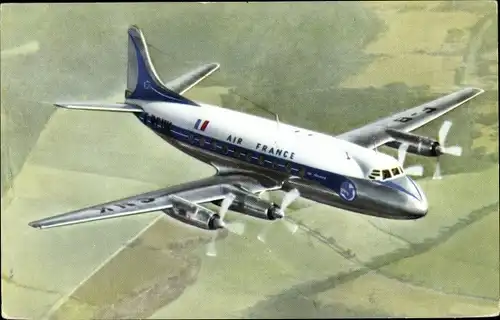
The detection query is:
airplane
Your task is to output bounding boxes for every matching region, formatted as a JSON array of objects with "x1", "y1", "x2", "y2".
[{"x1": 28, "y1": 25, "x2": 484, "y2": 255}]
